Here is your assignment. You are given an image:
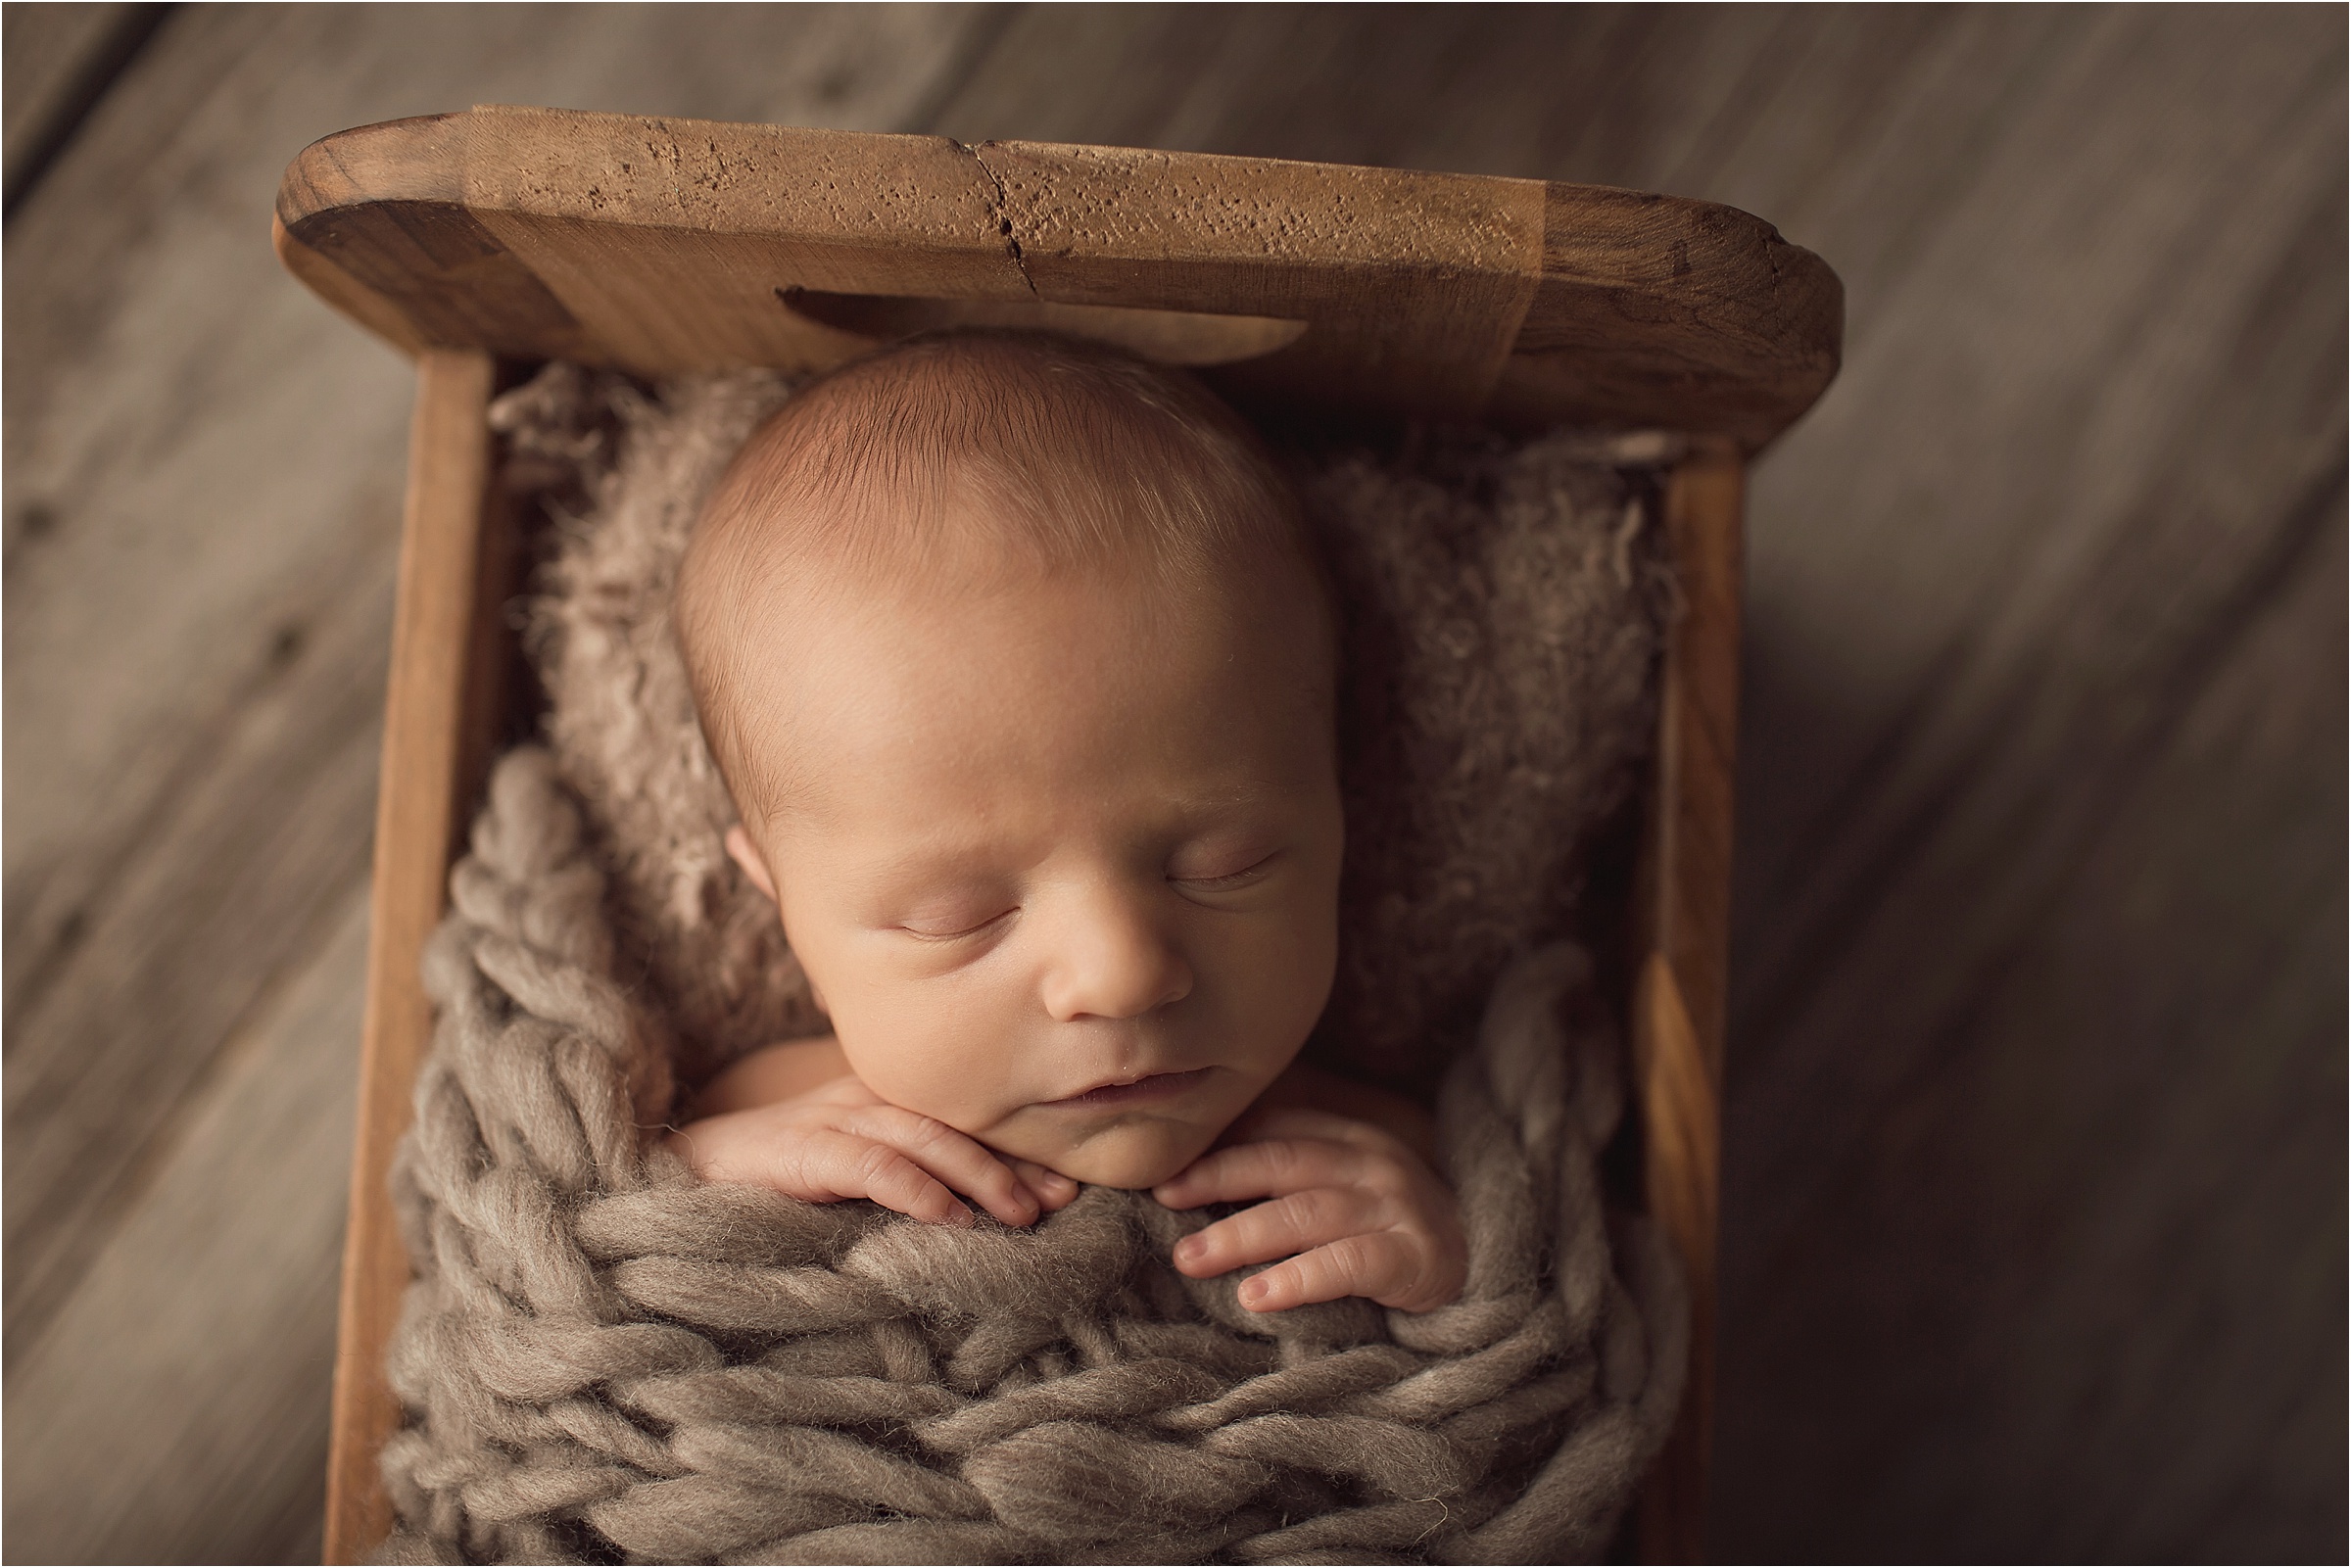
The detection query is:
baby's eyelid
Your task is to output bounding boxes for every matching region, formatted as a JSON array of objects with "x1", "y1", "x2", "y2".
[
  {"x1": 1171, "y1": 850, "x2": 1280, "y2": 889},
  {"x1": 898, "y1": 907, "x2": 1018, "y2": 941}
]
